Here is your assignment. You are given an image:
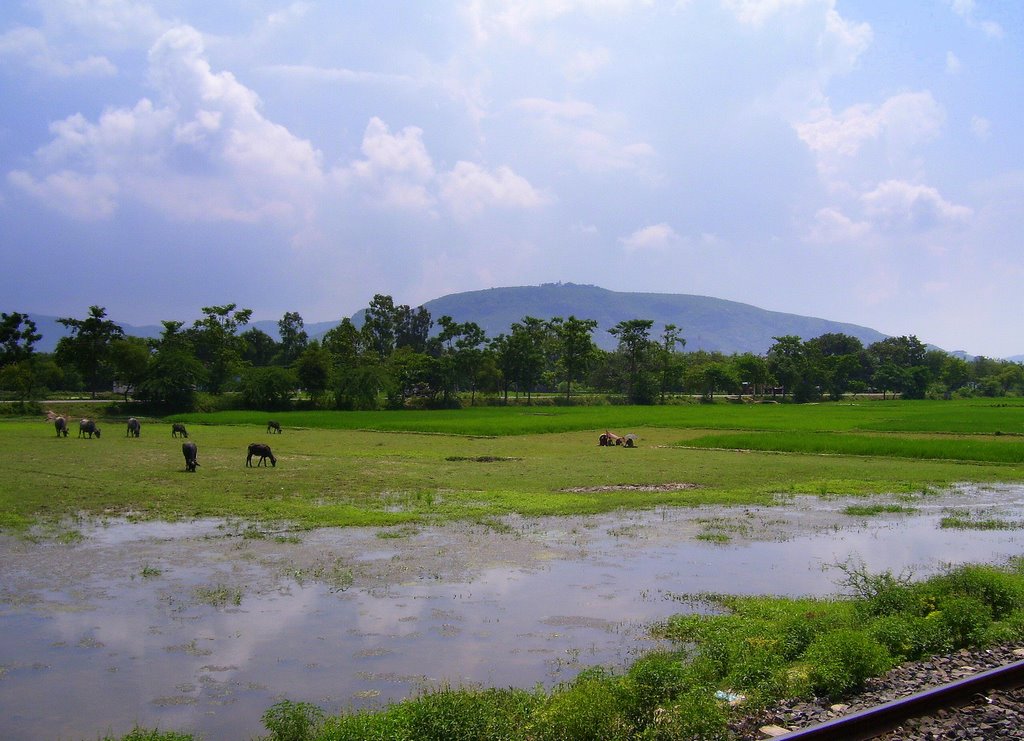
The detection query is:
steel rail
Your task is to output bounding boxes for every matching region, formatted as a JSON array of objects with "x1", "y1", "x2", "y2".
[{"x1": 772, "y1": 658, "x2": 1024, "y2": 740}]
